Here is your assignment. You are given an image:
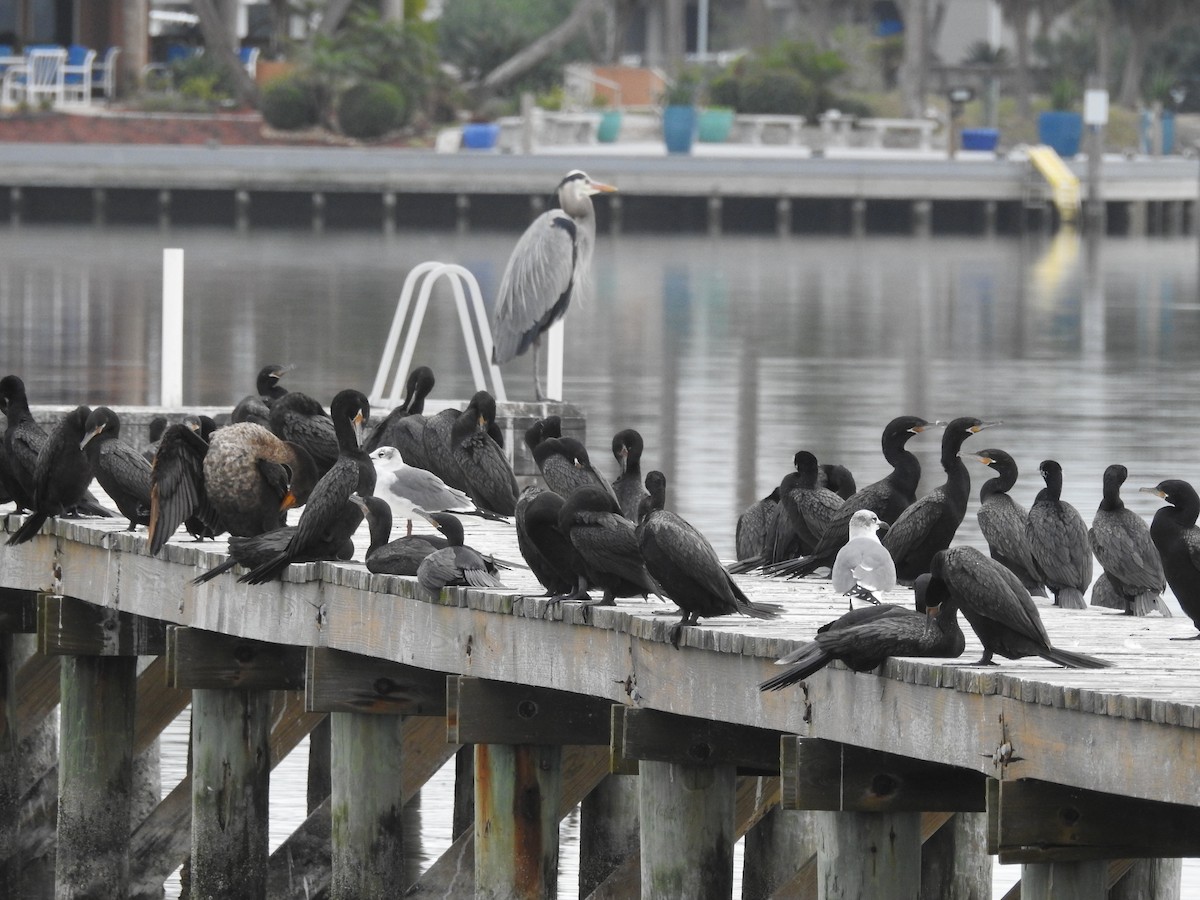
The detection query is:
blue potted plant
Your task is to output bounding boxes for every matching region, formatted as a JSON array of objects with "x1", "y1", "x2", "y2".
[
  {"x1": 661, "y1": 68, "x2": 702, "y2": 154},
  {"x1": 1037, "y1": 80, "x2": 1083, "y2": 158}
]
